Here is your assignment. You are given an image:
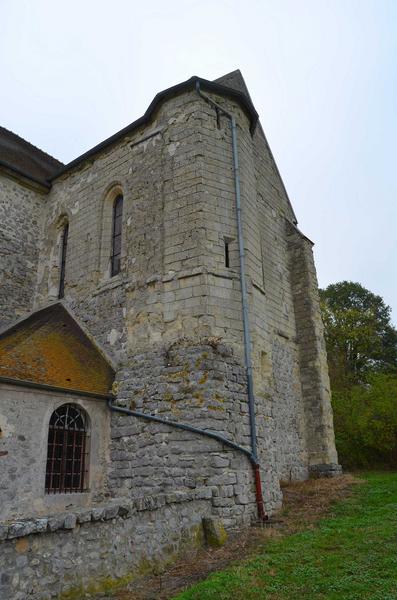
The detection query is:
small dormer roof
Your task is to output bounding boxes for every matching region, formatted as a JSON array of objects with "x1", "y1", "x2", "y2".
[{"x1": 0, "y1": 303, "x2": 115, "y2": 397}]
